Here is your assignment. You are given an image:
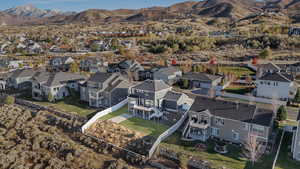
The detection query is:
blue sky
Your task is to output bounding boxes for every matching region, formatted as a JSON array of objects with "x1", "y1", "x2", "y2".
[{"x1": 0, "y1": 0, "x2": 194, "y2": 12}]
